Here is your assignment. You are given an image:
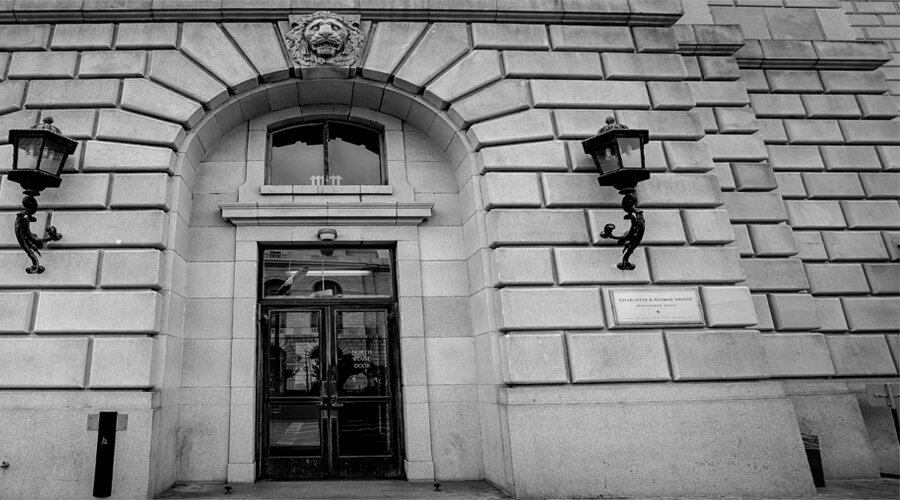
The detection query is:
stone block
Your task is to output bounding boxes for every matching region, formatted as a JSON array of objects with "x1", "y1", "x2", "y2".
[
  {"x1": 637, "y1": 173, "x2": 722, "y2": 208},
  {"x1": 822, "y1": 231, "x2": 889, "y2": 261},
  {"x1": 647, "y1": 82, "x2": 694, "y2": 110},
  {"x1": 589, "y1": 209, "x2": 686, "y2": 245},
  {"x1": 491, "y1": 247, "x2": 555, "y2": 287},
  {"x1": 732, "y1": 224, "x2": 754, "y2": 257},
  {"x1": 842, "y1": 297, "x2": 900, "y2": 332},
  {"x1": 741, "y1": 258, "x2": 810, "y2": 292},
  {"x1": 765, "y1": 7, "x2": 824, "y2": 39},
  {"x1": 774, "y1": 173, "x2": 807, "y2": 199},
  {"x1": 0, "y1": 172, "x2": 107, "y2": 209},
  {"x1": 360, "y1": 22, "x2": 427, "y2": 82},
  {"x1": 180, "y1": 23, "x2": 258, "y2": 93},
  {"x1": 222, "y1": 23, "x2": 290, "y2": 82},
  {"x1": 181, "y1": 339, "x2": 232, "y2": 389},
  {"x1": 481, "y1": 173, "x2": 541, "y2": 209},
  {"x1": 96, "y1": 110, "x2": 185, "y2": 150},
  {"x1": 840, "y1": 121, "x2": 900, "y2": 146},
  {"x1": 419, "y1": 261, "x2": 468, "y2": 298},
  {"x1": 485, "y1": 209, "x2": 588, "y2": 247},
  {"x1": 0, "y1": 81, "x2": 25, "y2": 115},
  {"x1": 425, "y1": 337, "x2": 477, "y2": 385},
  {"x1": 0, "y1": 338, "x2": 88, "y2": 388},
  {"x1": 688, "y1": 82, "x2": 749, "y2": 107},
  {"x1": 801, "y1": 173, "x2": 864, "y2": 199},
  {"x1": 540, "y1": 172, "x2": 617, "y2": 208},
  {"x1": 864, "y1": 264, "x2": 900, "y2": 295},
  {"x1": 504, "y1": 51, "x2": 603, "y2": 79},
  {"x1": 732, "y1": 163, "x2": 777, "y2": 191},
  {"x1": 50, "y1": 210, "x2": 167, "y2": 248},
  {"x1": 820, "y1": 70, "x2": 890, "y2": 94},
  {"x1": 663, "y1": 141, "x2": 713, "y2": 172},
  {"x1": 826, "y1": 335, "x2": 898, "y2": 375},
  {"x1": 109, "y1": 173, "x2": 170, "y2": 209},
  {"x1": 79, "y1": 50, "x2": 146, "y2": 78},
  {"x1": 615, "y1": 110, "x2": 703, "y2": 140},
  {"x1": 478, "y1": 141, "x2": 568, "y2": 172},
  {"x1": 878, "y1": 147, "x2": 900, "y2": 171},
  {"x1": 698, "y1": 56, "x2": 741, "y2": 80},
  {"x1": 784, "y1": 120, "x2": 844, "y2": 145},
  {"x1": 0, "y1": 291, "x2": 35, "y2": 334},
  {"x1": 722, "y1": 192, "x2": 787, "y2": 223},
  {"x1": 632, "y1": 27, "x2": 677, "y2": 53},
  {"x1": 33, "y1": 109, "x2": 96, "y2": 140},
  {"x1": 748, "y1": 224, "x2": 797, "y2": 257},
  {"x1": 756, "y1": 119, "x2": 789, "y2": 144},
  {"x1": 89, "y1": 337, "x2": 156, "y2": 388},
  {"x1": 647, "y1": 247, "x2": 744, "y2": 284},
  {"x1": 769, "y1": 293, "x2": 820, "y2": 331},
  {"x1": 82, "y1": 141, "x2": 176, "y2": 173},
  {"x1": 549, "y1": 25, "x2": 634, "y2": 52},
  {"x1": 682, "y1": 210, "x2": 734, "y2": 244},
  {"x1": 51, "y1": 23, "x2": 114, "y2": 49},
  {"x1": 752, "y1": 294, "x2": 775, "y2": 331},
  {"x1": 467, "y1": 109, "x2": 554, "y2": 149},
  {"x1": 692, "y1": 107, "x2": 717, "y2": 133},
  {"x1": 859, "y1": 173, "x2": 900, "y2": 199},
  {"x1": 394, "y1": 23, "x2": 469, "y2": 93},
  {"x1": 856, "y1": 95, "x2": 899, "y2": 119},
  {"x1": 814, "y1": 297, "x2": 849, "y2": 333},
  {"x1": 762, "y1": 334, "x2": 835, "y2": 377},
  {"x1": 149, "y1": 51, "x2": 229, "y2": 110},
  {"x1": 34, "y1": 291, "x2": 160, "y2": 334},
  {"x1": 703, "y1": 135, "x2": 768, "y2": 162},
  {"x1": 750, "y1": 94, "x2": 806, "y2": 118},
  {"x1": 100, "y1": 249, "x2": 164, "y2": 289},
  {"x1": 423, "y1": 297, "x2": 471, "y2": 338},
  {"x1": 25, "y1": 79, "x2": 120, "y2": 108},
  {"x1": 766, "y1": 70, "x2": 823, "y2": 93},
  {"x1": 566, "y1": 331, "x2": 670, "y2": 382},
  {"x1": 449, "y1": 80, "x2": 530, "y2": 127},
  {"x1": 532, "y1": 80, "x2": 650, "y2": 109},
  {"x1": 121, "y1": 79, "x2": 204, "y2": 128},
  {"x1": 601, "y1": 53, "x2": 686, "y2": 81},
  {"x1": 806, "y1": 263, "x2": 870, "y2": 295},
  {"x1": 768, "y1": 145, "x2": 825, "y2": 171},
  {"x1": 800, "y1": 95, "x2": 861, "y2": 119},
  {"x1": 428, "y1": 400, "x2": 483, "y2": 479},
  {"x1": 0, "y1": 250, "x2": 99, "y2": 288},
  {"x1": 0, "y1": 24, "x2": 50, "y2": 49},
  {"x1": 821, "y1": 146, "x2": 882, "y2": 171},
  {"x1": 7, "y1": 51, "x2": 78, "y2": 78},
  {"x1": 473, "y1": 23, "x2": 547, "y2": 49},
  {"x1": 883, "y1": 232, "x2": 900, "y2": 262},
  {"x1": 498, "y1": 287, "x2": 604, "y2": 330},
  {"x1": 500, "y1": 333, "x2": 568, "y2": 384},
  {"x1": 700, "y1": 286, "x2": 757, "y2": 327},
  {"x1": 841, "y1": 201, "x2": 900, "y2": 229},
  {"x1": 712, "y1": 163, "x2": 736, "y2": 192},
  {"x1": 424, "y1": 50, "x2": 503, "y2": 108},
  {"x1": 714, "y1": 108, "x2": 758, "y2": 134},
  {"x1": 785, "y1": 201, "x2": 845, "y2": 229},
  {"x1": 115, "y1": 22, "x2": 178, "y2": 48},
  {"x1": 666, "y1": 330, "x2": 769, "y2": 380},
  {"x1": 553, "y1": 248, "x2": 650, "y2": 285}
]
